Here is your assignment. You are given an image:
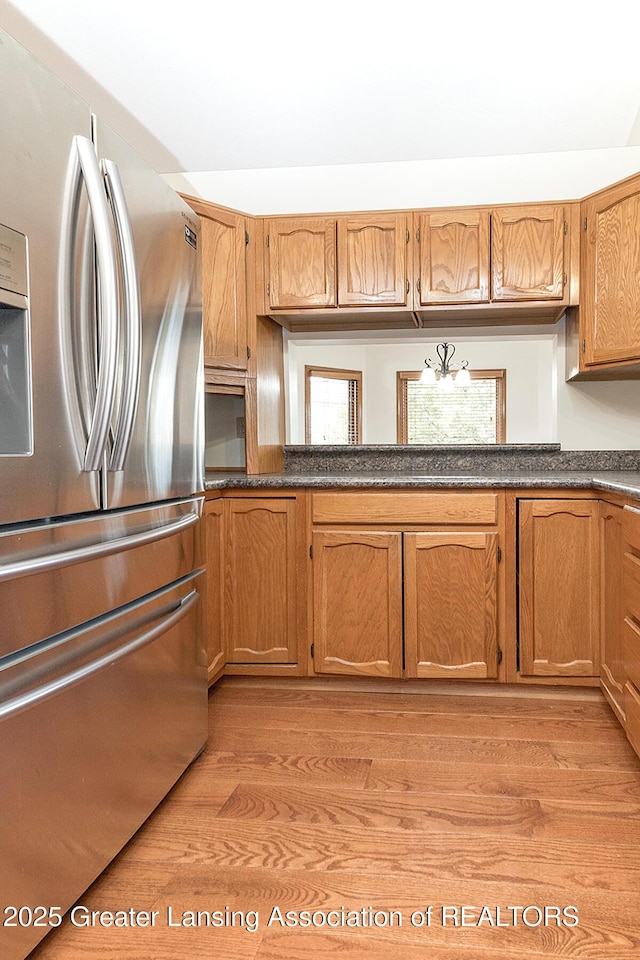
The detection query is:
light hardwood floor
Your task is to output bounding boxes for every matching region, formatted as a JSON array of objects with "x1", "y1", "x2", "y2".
[{"x1": 29, "y1": 678, "x2": 640, "y2": 959}]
